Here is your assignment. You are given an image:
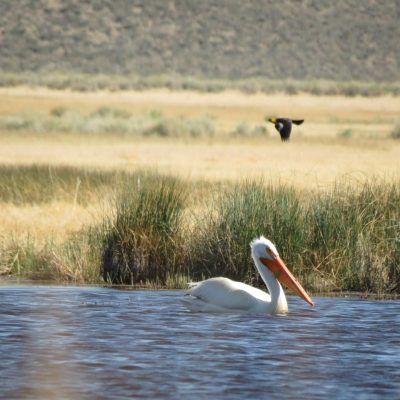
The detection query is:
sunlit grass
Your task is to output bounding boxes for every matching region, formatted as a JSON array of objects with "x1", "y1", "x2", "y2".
[
  {"x1": 101, "y1": 173, "x2": 188, "y2": 284},
  {"x1": 0, "y1": 164, "x2": 116, "y2": 205},
  {"x1": 0, "y1": 166, "x2": 398, "y2": 294},
  {"x1": 0, "y1": 88, "x2": 398, "y2": 291}
]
